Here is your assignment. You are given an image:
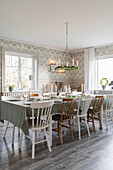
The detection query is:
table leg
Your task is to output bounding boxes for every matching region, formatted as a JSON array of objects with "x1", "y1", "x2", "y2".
[
  {"x1": 101, "y1": 105, "x2": 103, "y2": 127},
  {"x1": 35, "y1": 131, "x2": 37, "y2": 142},
  {"x1": 49, "y1": 115, "x2": 52, "y2": 147}
]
